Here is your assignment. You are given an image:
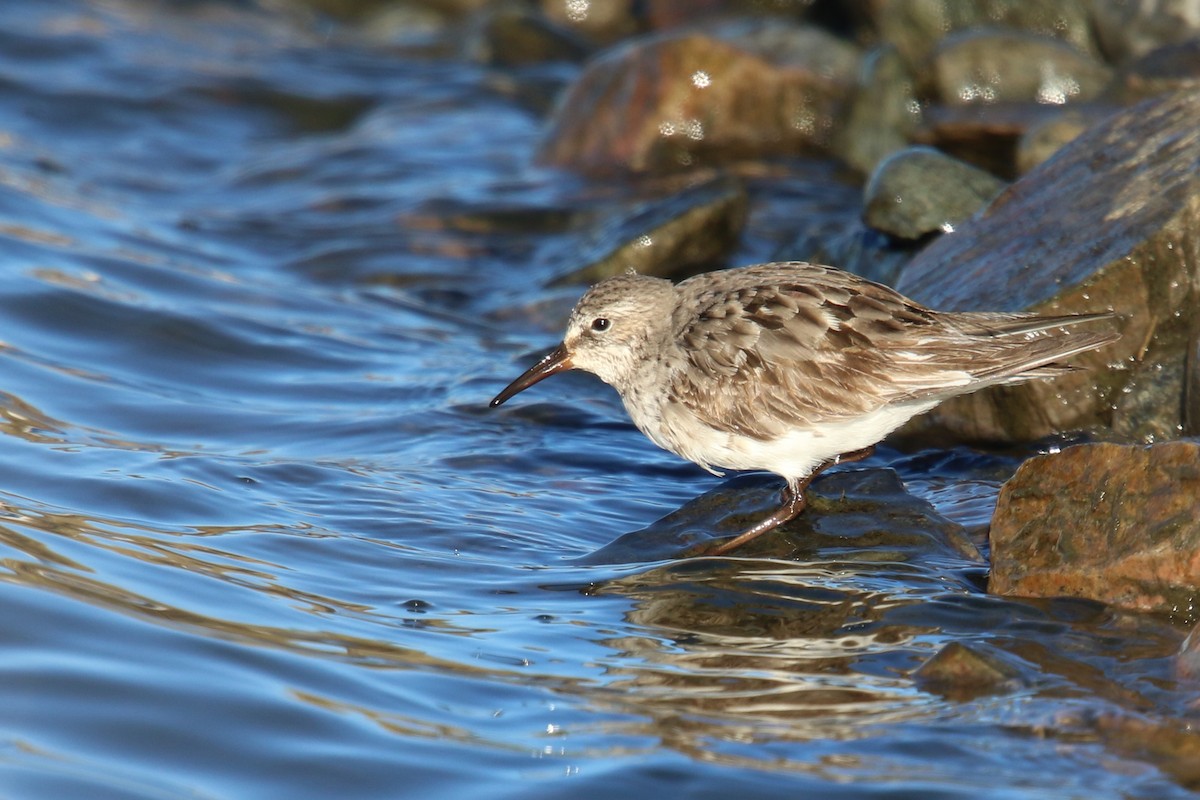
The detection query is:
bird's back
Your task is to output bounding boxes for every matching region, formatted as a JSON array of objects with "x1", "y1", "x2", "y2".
[{"x1": 665, "y1": 263, "x2": 1118, "y2": 442}]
